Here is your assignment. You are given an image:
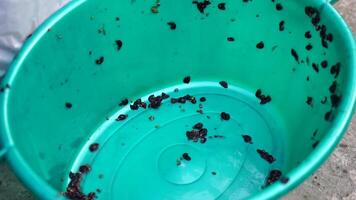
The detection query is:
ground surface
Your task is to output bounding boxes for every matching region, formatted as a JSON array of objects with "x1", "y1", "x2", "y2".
[{"x1": 0, "y1": 0, "x2": 355, "y2": 199}]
